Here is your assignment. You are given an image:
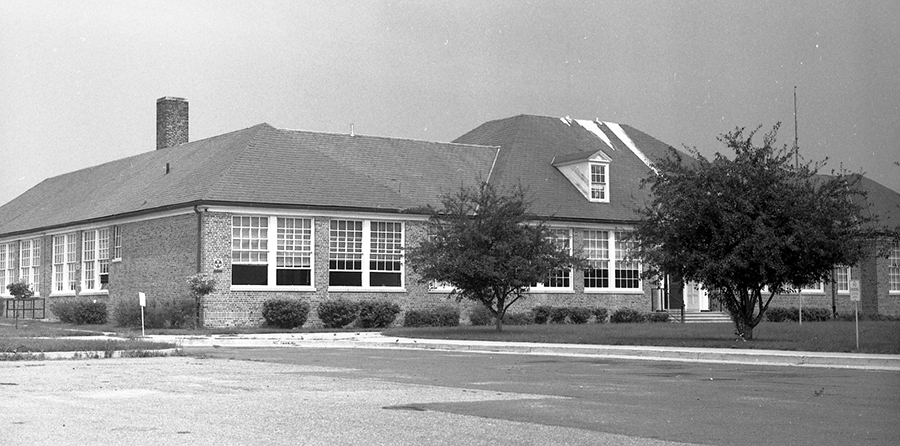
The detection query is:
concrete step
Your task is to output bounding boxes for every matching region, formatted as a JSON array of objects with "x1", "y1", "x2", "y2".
[{"x1": 666, "y1": 311, "x2": 732, "y2": 323}]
